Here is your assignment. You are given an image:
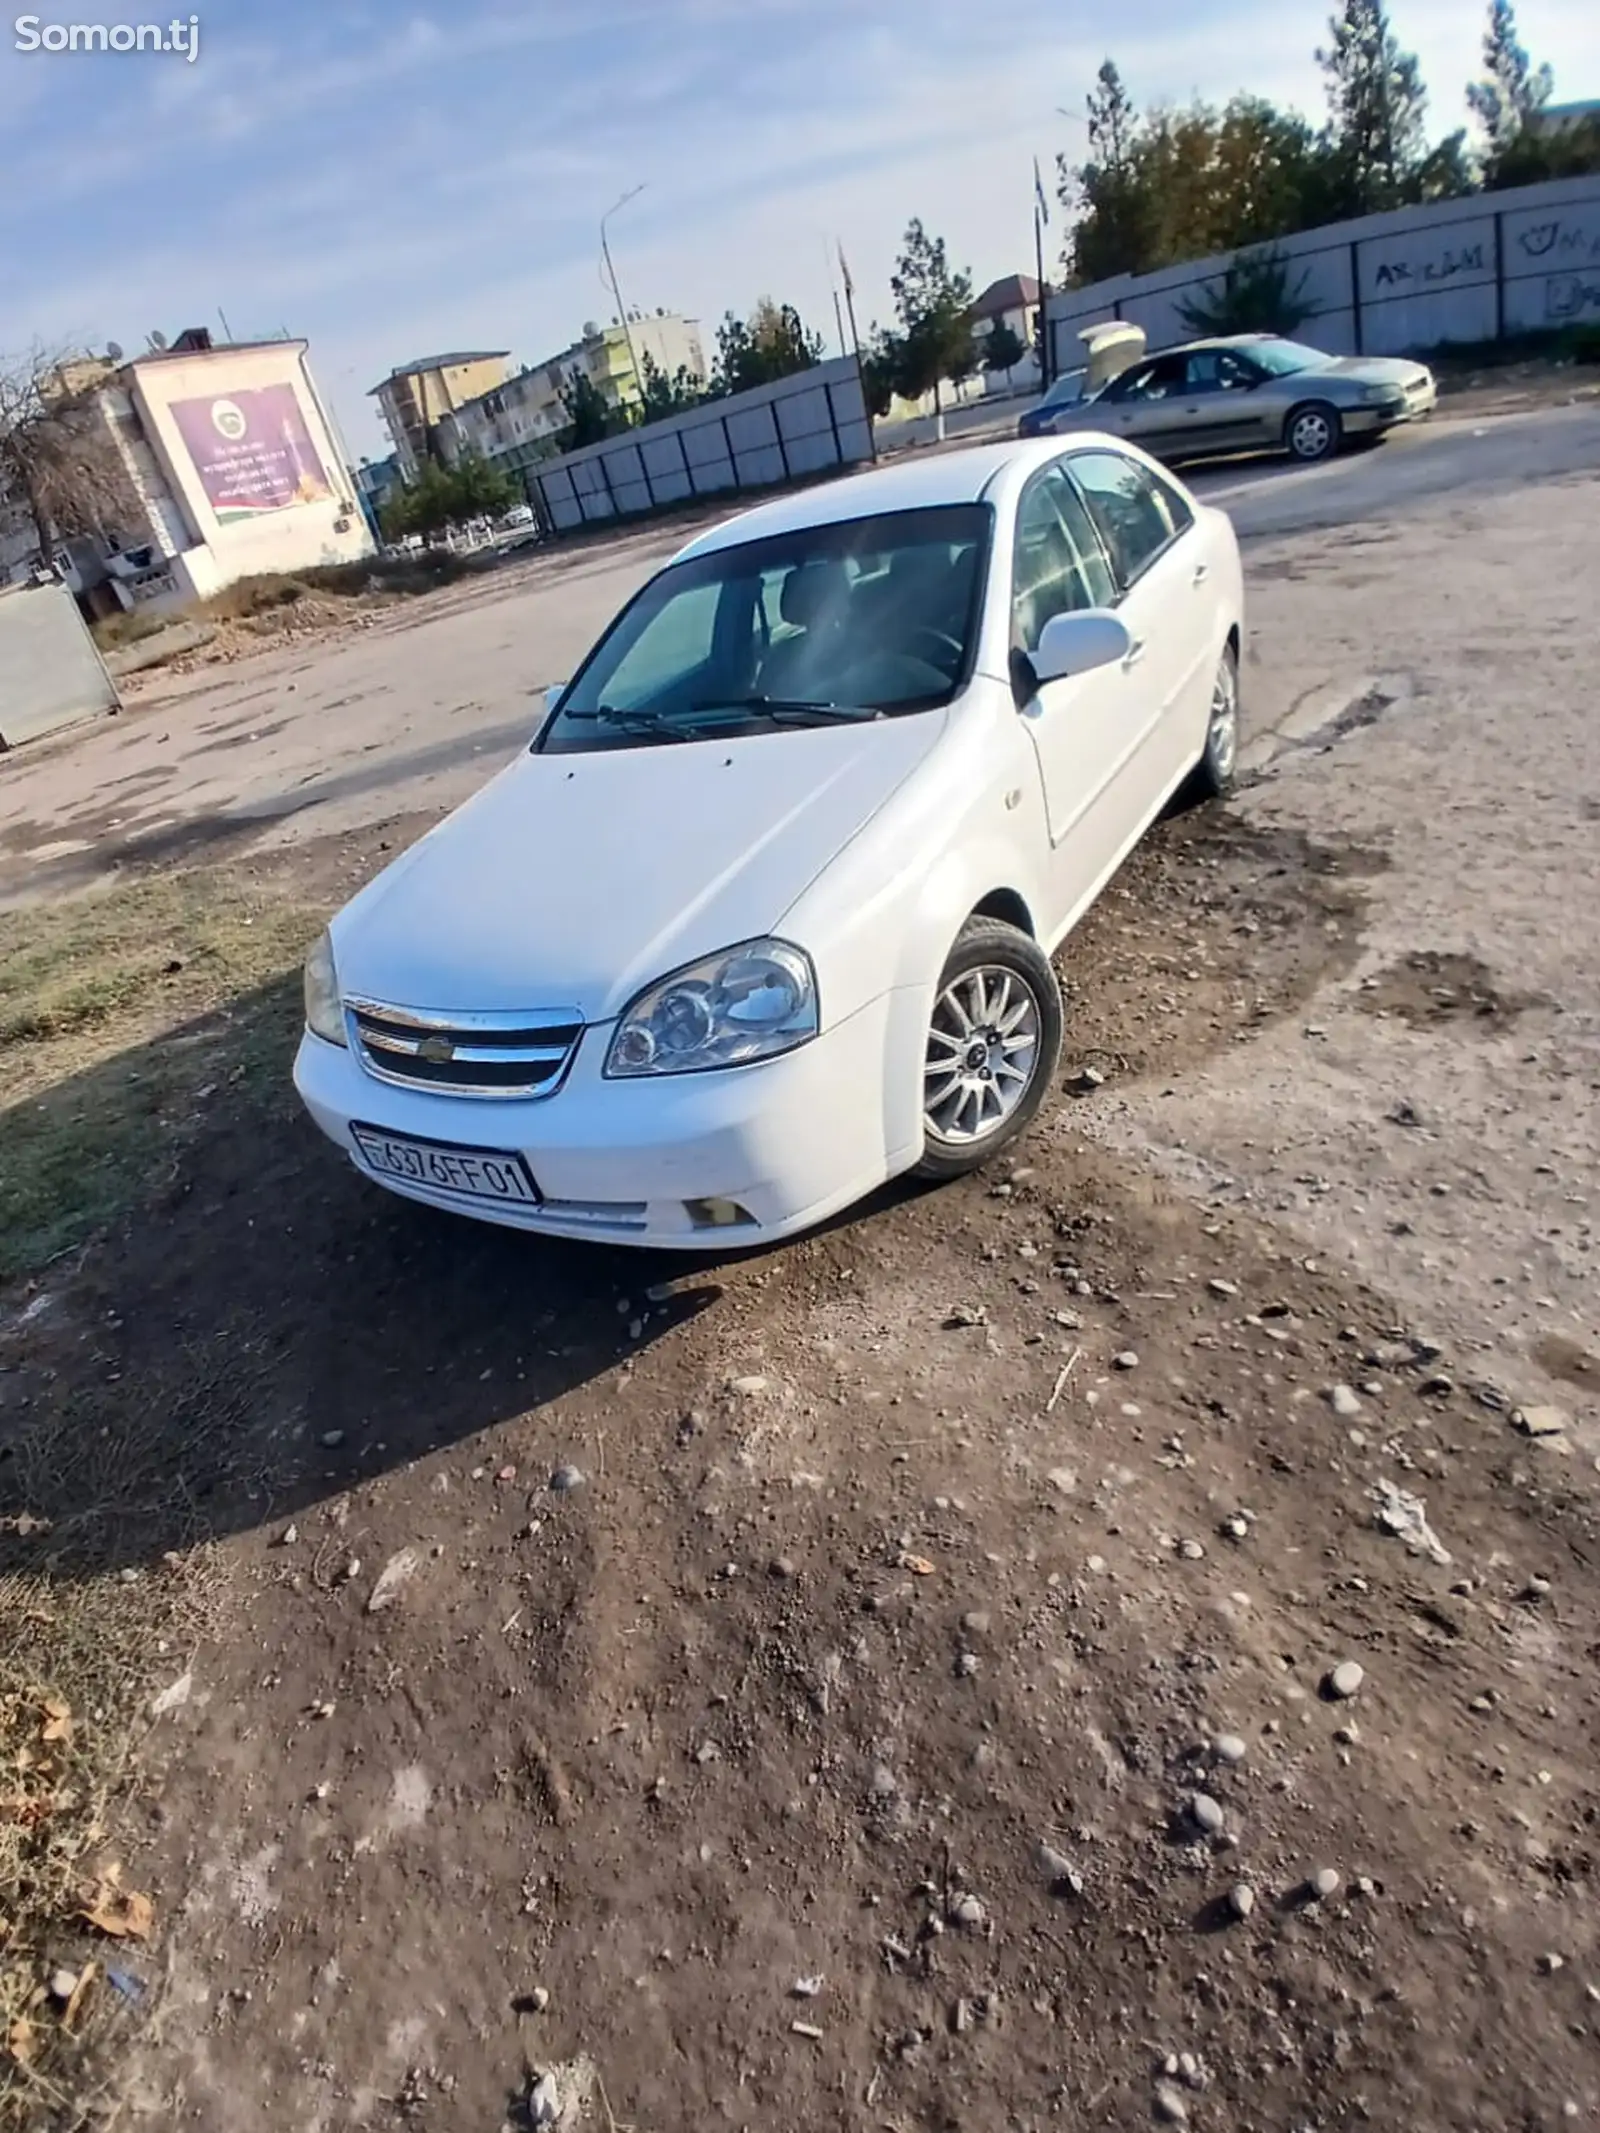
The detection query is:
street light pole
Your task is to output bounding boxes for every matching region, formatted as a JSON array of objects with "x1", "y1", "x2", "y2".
[{"x1": 600, "y1": 185, "x2": 647, "y2": 413}]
